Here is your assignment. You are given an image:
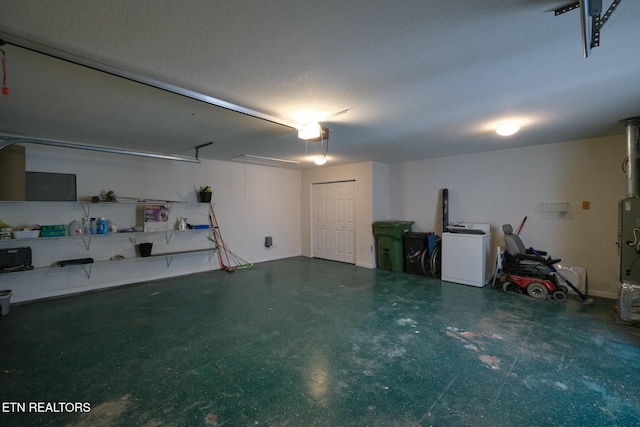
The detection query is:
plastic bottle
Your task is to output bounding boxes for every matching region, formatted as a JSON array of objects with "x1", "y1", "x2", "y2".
[
  {"x1": 178, "y1": 217, "x2": 187, "y2": 231},
  {"x1": 98, "y1": 217, "x2": 108, "y2": 234},
  {"x1": 82, "y1": 217, "x2": 91, "y2": 234},
  {"x1": 68, "y1": 220, "x2": 82, "y2": 235},
  {"x1": 90, "y1": 218, "x2": 97, "y2": 235}
]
